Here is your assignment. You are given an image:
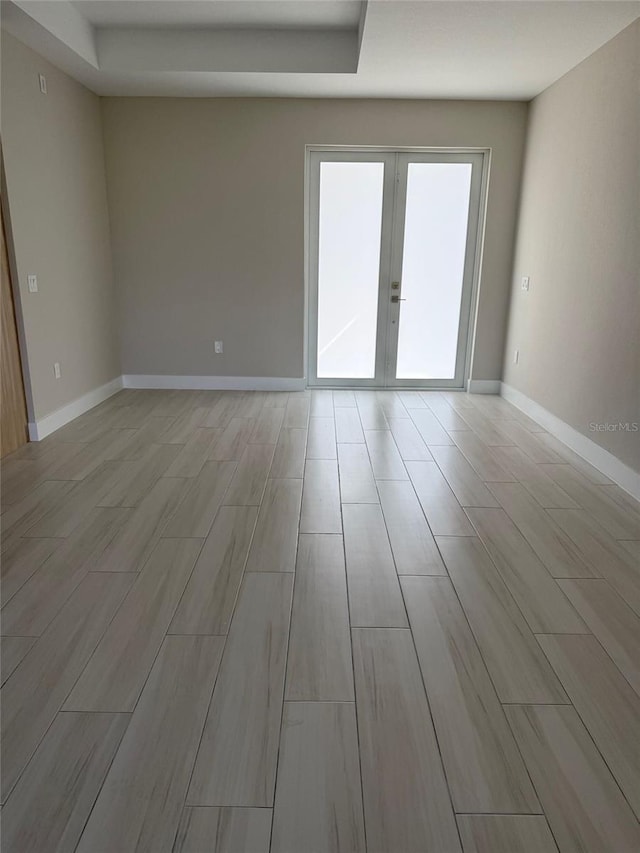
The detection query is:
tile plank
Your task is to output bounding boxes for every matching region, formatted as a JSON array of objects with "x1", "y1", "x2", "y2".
[
  {"x1": 1, "y1": 508, "x2": 128, "y2": 637},
  {"x1": 620, "y1": 538, "x2": 640, "y2": 558},
  {"x1": 407, "y1": 460, "x2": 475, "y2": 536},
  {"x1": 335, "y1": 407, "x2": 365, "y2": 443},
  {"x1": 332, "y1": 389, "x2": 356, "y2": 407},
  {"x1": 337, "y1": 443, "x2": 378, "y2": 504},
  {"x1": 1, "y1": 712, "x2": 129, "y2": 853},
  {"x1": 97, "y1": 443, "x2": 181, "y2": 507},
  {"x1": 271, "y1": 702, "x2": 365, "y2": 853},
  {"x1": 489, "y1": 482, "x2": 596, "y2": 577},
  {"x1": 173, "y1": 807, "x2": 272, "y2": 853},
  {"x1": 457, "y1": 815, "x2": 558, "y2": 853},
  {"x1": 270, "y1": 427, "x2": 307, "y2": 478},
  {"x1": 164, "y1": 428, "x2": 220, "y2": 478},
  {"x1": 425, "y1": 398, "x2": 472, "y2": 432},
  {"x1": 207, "y1": 417, "x2": 255, "y2": 461},
  {"x1": 232, "y1": 393, "x2": 267, "y2": 419},
  {"x1": 342, "y1": 503, "x2": 408, "y2": 627},
  {"x1": 249, "y1": 407, "x2": 284, "y2": 444},
  {"x1": 497, "y1": 420, "x2": 563, "y2": 463},
  {"x1": 377, "y1": 480, "x2": 445, "y2": 575},
  {"x1": 466, "y1": 508, "x2": 587, "y2": 633},
  {"x1": 163, "y1": 460, "x2": 236, "y2": 538},
  {"x1": 598, "y1": 484, "x2": 640, "y2": 523},
  {"x1": 541, "y1": 464, "x2": 640, "y2": 539},
  {"x1": 409, "y1": 408, "x2": 453, "y2": 445},
  {"x1": 537, "y1": 433, "x2": 613, "y2": 484},
  {"x1": 170, "y1": 506, "x2": 258, "y2": 635},
  {"x1": 299, "y1": 458, "x2": 342, "y2": 534},
  {"x1": 431, "y1": 445, "x2": 500, "y2": 507},
  {"x1": 187, "y1": 573, "x2": 293, "y2": 807},
  {"x1": 1, "y1": 572, "x2": 134, "y2": 802},
  {"x1": 285, "y1": 534, "x2": 353, "y2": 701},
  {"x1": 402, "y1": 576, "x2": 540, "y2": 813},
  {"x1": 537, "y1": 633, "x2": 640, "y2": 817},
  {"x1": 450, "y1": 429, "x2": 515, "y2": 482},
  {"x1": 77, "y1": 636, "x2": 224, "y2": 853},
  {"x1": 506, "y1": 704, "x2": 640, "y2": 853},
  {"x1": 397, "y1": 390, "x2": 428, "y2": 409},
  {"x1": 364, "y1": 429, "x2": 408, "y2": 480},
  {"x1": 455, "y1": 408, "x2": 514, "y2": 446},
  {"x1": 549, "y1": 509, "x2": 640, "y2": 615},
  {"x1": 159, "y1": 407, "x2": 209, "y2": 444},
  {"x1": 310, "y1": 390, "x2": 334, "y2": 417},
  {"x1": 91, "y1": 476, "x2": 191, "y2": 572},
  {"x1": 0, "y1": 536, "x2": 62, "y2": 605},
  {"x1": 0, "y1": 636, "x2": 36, "y2": 686},
  {"x1": 490, "y1": 446, "x2": 579, "y2": 508},
  {"x1": 355, "y1": 393, "x2": 389, "y2": 430},
  {"x1": 438, "y1": 536, "x2": 568, "y2": 703},
  {"x1": 45, "y1": 429, "x2": 137, "y2": 480},
  {"x1": 223, "y1": 443, "x2": 275, "y2": 506},
  {"x1": 283, "y1": 394, "x2": 310, "y2": 429},
  {"x1": 558, "y1": 578, "x2": 640, "y2": 694},
  {"x1": 352, "y1": 628, "x2": 461, "y2": 853},
  {"x1": 20, "y1": 470, "x2": 118, "y2": 540},
  {"x1": 244, "y1": 478, "x2": 302, "y2": 572},
  {"x1": 306, "y1": 416, "x2": 336, "y2": 460},
  {"x1": 375, "y1": 391, "x2": 408, "y2": 419},
  {"x1": 65, "y1": 538, "x2": 202, "y2": 711},
  {"x1": 388, "y1": 417, "x2": 432, "y2": 461}
]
